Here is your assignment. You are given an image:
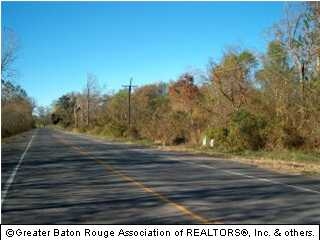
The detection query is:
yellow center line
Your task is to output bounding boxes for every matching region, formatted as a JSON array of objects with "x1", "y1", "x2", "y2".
[{"x1": 55, "y1": 135, "x2": 222, "y2": 224}]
